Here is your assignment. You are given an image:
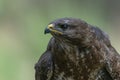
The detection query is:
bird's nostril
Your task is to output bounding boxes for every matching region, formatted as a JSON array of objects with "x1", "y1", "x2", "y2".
[
  {"x1": 49, "y1": 26, "x2": 53, "y2": 29},
  {"x1": 48, "y1": 24, "x2": 54, "y2": 29}
]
